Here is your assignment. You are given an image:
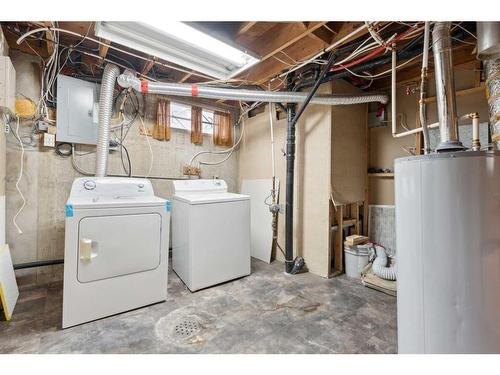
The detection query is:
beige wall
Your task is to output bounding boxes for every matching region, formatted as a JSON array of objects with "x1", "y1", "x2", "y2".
[
  {"x1": 239, "y1": 81, "x2": 368, "y2": 278},
  {"x1": 6, "y1": 50, "x2": 239, "y2": 285},
  {"x1": 331, "y1": 80, "x2": 367, "y2": 205},
  {"x1": 238, "y1": 83, "x2": 333, "y2": 276},
  {"x1": 369, "y1": 68, "x2": 490, "y2": 205}
]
